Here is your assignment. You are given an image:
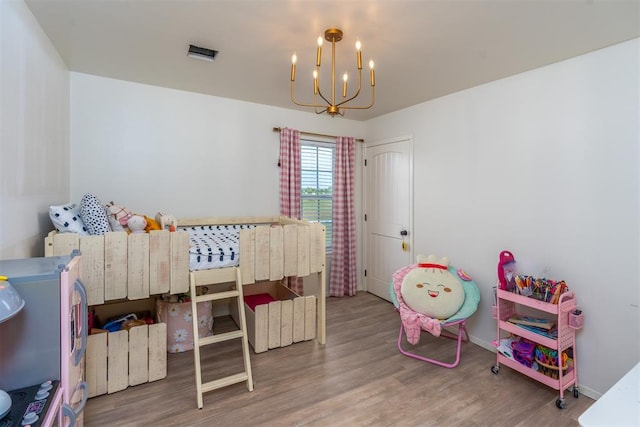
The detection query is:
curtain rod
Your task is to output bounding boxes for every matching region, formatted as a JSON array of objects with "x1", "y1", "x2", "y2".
[{"x1": 272, "y1": 127, "x2": 364, "y2": 143}]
